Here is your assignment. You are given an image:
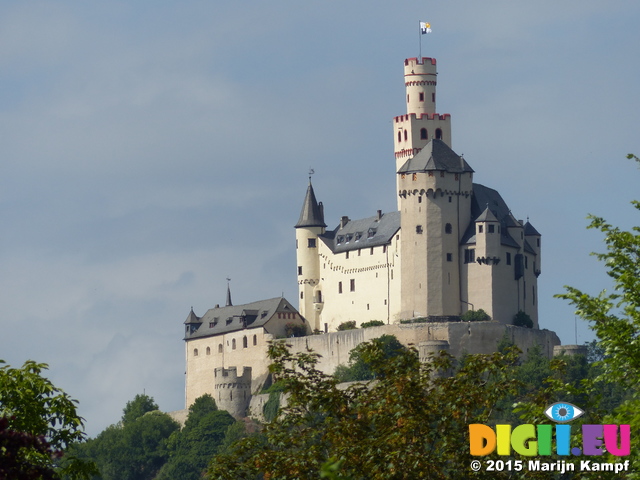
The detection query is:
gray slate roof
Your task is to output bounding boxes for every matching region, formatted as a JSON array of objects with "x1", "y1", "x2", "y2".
[
  {"x1": 320, "y1": 211, "x2": 401, "y2": 253},
  {"x1": 295, "y1": 182, "x2": 326, "y2": 228},
  {"x1": 461, "y1": 183, "x2": 522, "y2": 250},
  {"x1": 184, "y1": 297, "x2": 299, "y2": 340},
  {"x1": 397, "y1": 139, "x2": 474, "y2": 174}
]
